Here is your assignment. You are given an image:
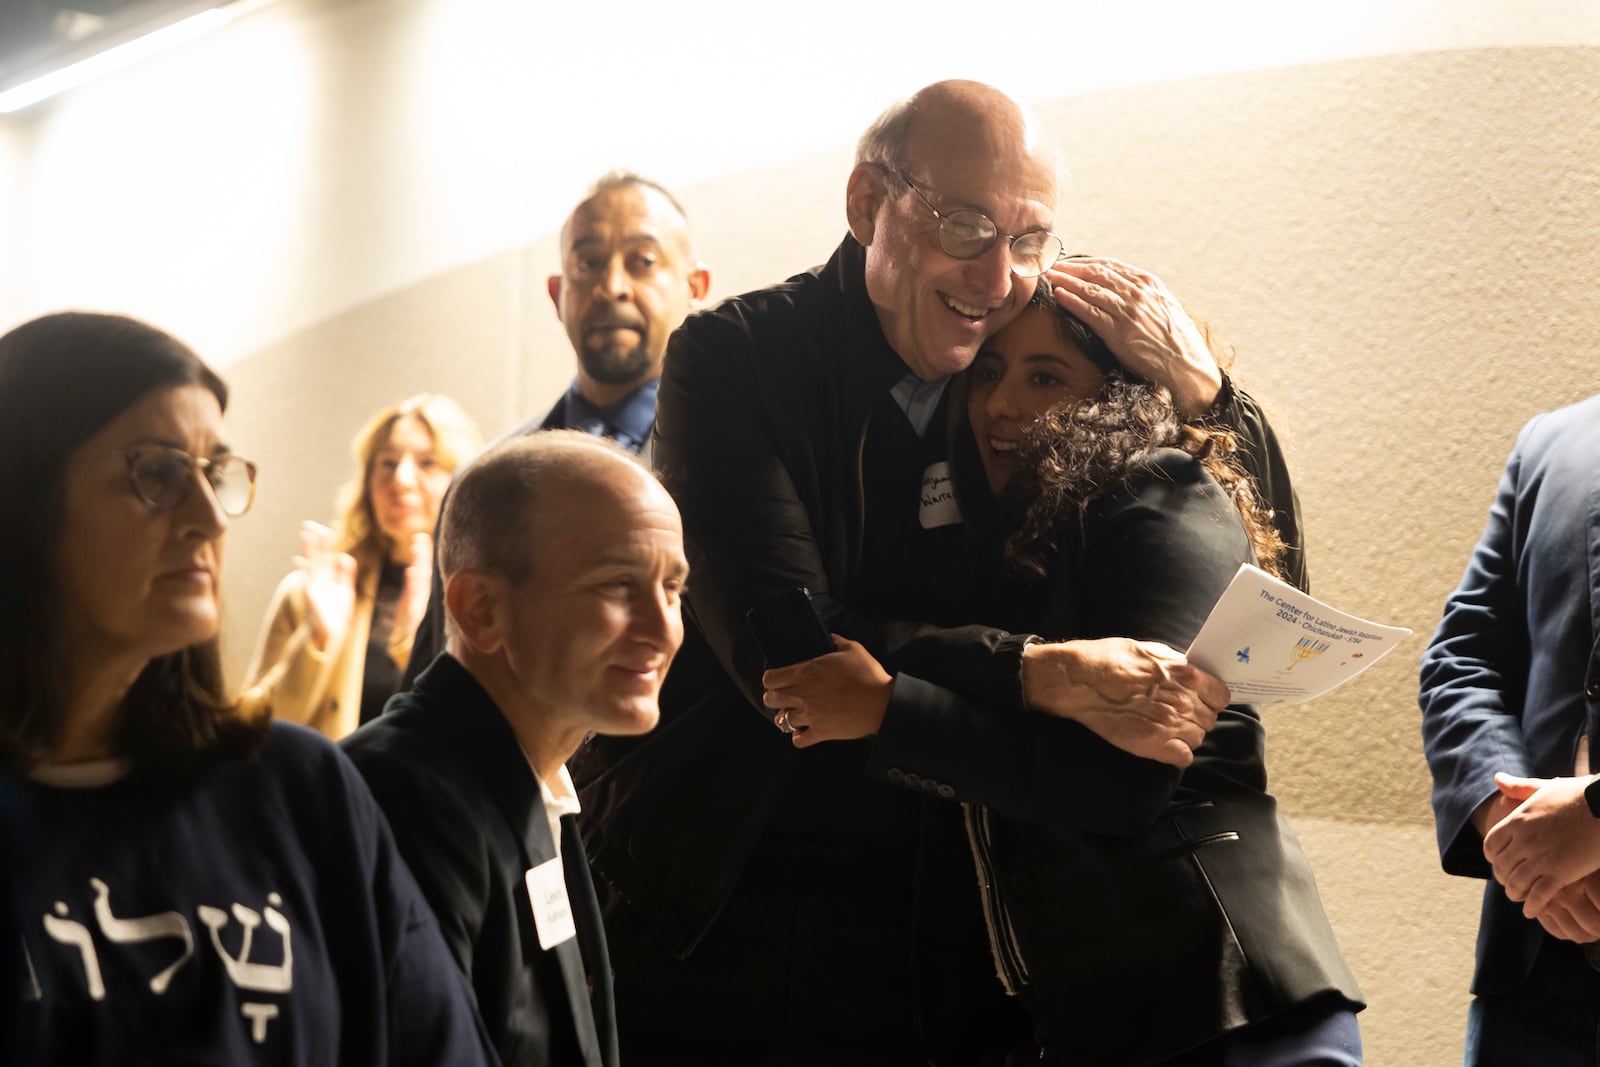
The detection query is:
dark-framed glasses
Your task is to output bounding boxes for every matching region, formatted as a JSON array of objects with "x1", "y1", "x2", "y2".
[
  {"x1": 121, "y1": 444, "x2": 258, "y2": 517},
  {"x1": 886, "y1": 166, "x2": 1065, "y2": 278}
]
